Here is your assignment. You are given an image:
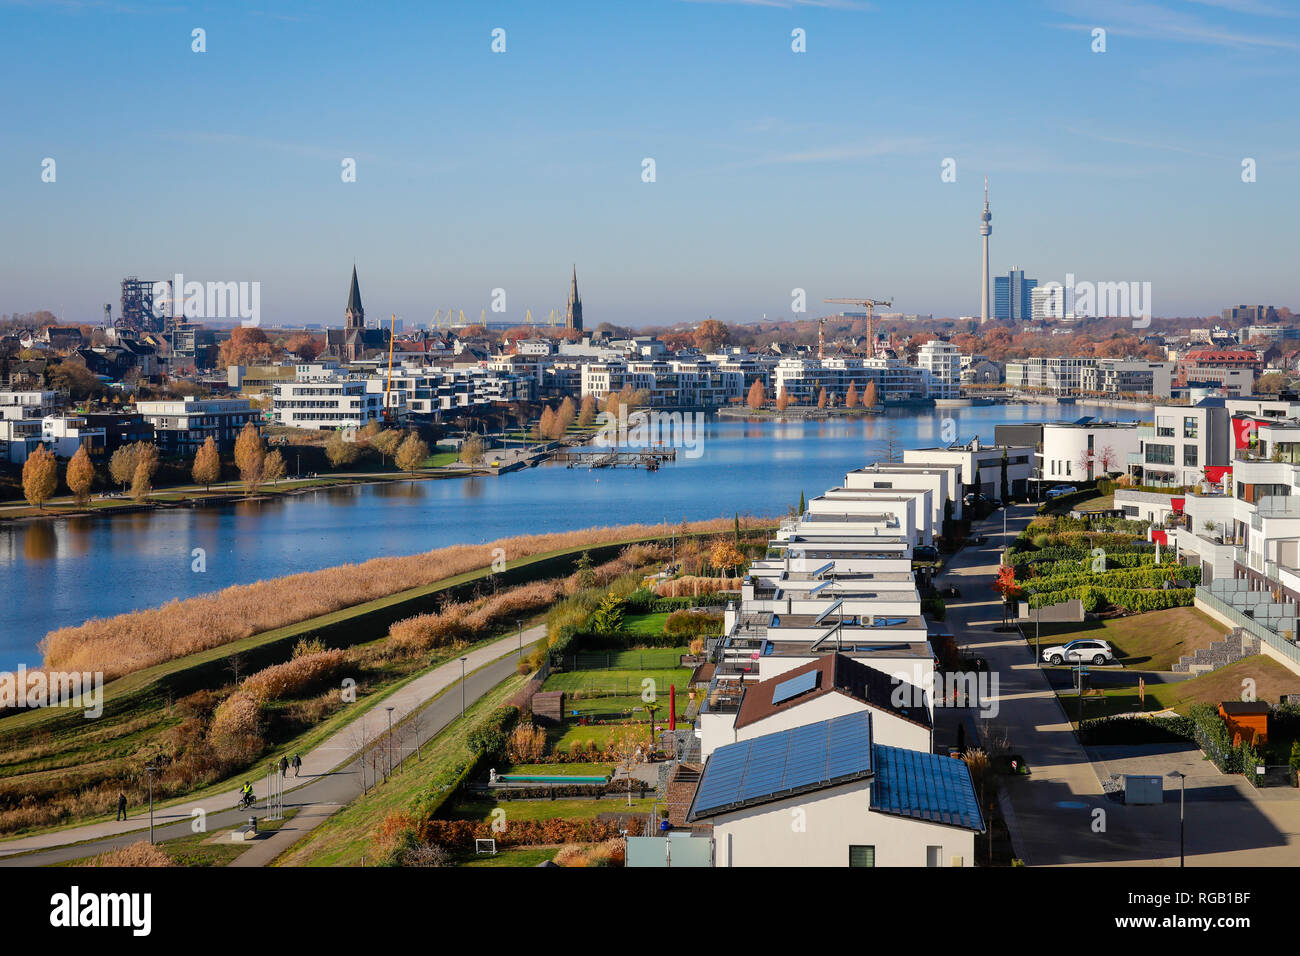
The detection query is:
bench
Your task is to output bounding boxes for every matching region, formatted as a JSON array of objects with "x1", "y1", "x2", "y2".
[{"x1": 231, "y1": 817, "x2": 259, "y2": 841}]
